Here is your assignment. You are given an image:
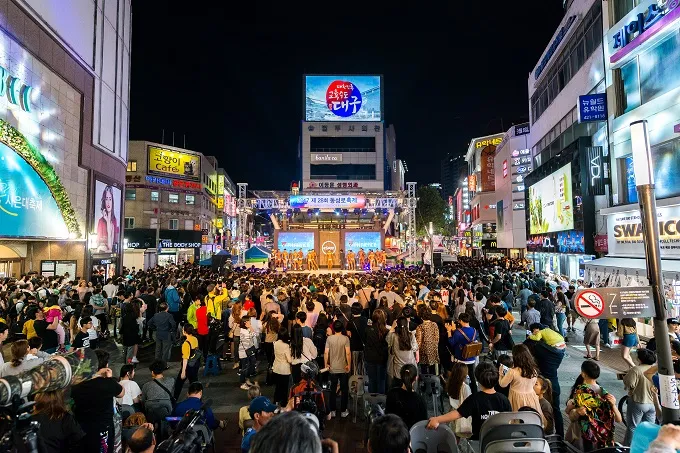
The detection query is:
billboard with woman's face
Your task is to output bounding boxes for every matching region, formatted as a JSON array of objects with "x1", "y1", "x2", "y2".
[{"x1": 94, "y1": 181, "x2": 121, "y2": 253}]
